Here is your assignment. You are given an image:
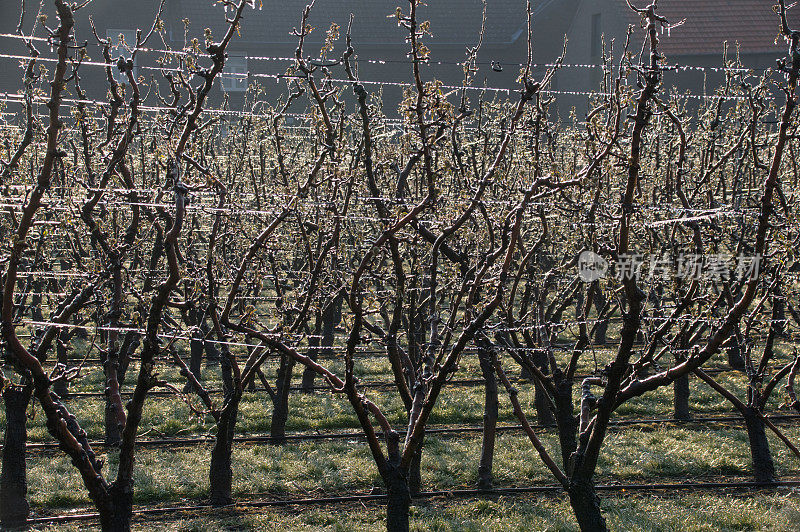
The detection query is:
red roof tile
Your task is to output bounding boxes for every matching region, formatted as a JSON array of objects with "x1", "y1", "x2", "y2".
[{"x1": 622, "y1": 0, "x2": 800, "y2": 56}]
